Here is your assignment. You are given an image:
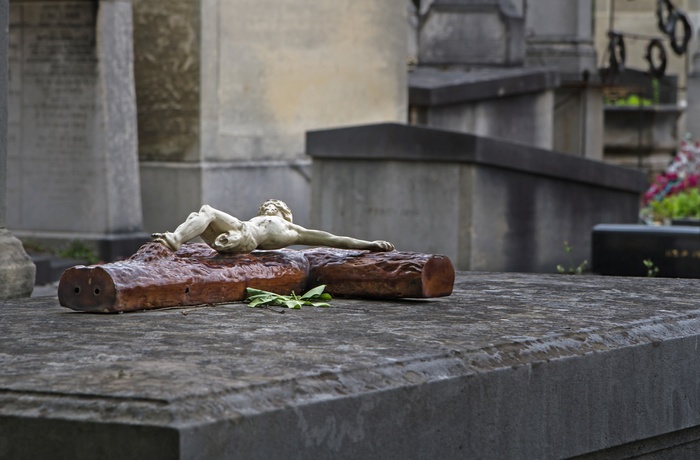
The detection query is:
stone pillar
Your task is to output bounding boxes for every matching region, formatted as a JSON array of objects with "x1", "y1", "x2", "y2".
[
  {"x1": 7, "y1": 0, "x2": 147, "y2": 262},
  {"x1": 0, "y1": 0, "x2": 35, "y2": 298},
  {"x1": 133, "y1": 0, "x2": 408, "y2": 232},
  {"x1": 525, "y1": 0, "x2": 604, "y2": 159},
  {"x1": 418, "y1": 0, "x2": 525, "y2": 67}
]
